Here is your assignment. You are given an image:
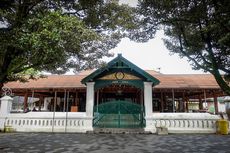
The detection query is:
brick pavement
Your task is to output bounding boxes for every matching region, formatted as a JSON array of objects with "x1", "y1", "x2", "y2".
[{"x1": 0, "y1": 133, "x2": 229, "y2": 153}]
